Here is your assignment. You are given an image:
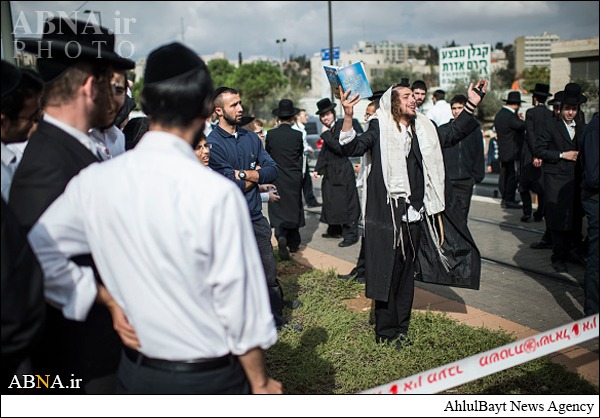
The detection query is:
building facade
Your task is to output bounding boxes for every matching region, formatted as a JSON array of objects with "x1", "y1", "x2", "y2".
[{"x1": 515, "y1": 32, "x2": 560, "y2": 73}]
